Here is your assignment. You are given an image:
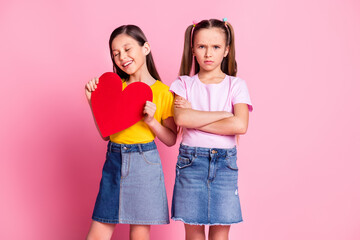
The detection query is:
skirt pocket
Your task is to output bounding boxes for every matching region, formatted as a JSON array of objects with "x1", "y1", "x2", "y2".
[
  {"x1": 176, "y1": 155, "x2": 193, "y2": 169},
  {"x1": 225, "y1": 155, "x2": 238, "y2": 171}
]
